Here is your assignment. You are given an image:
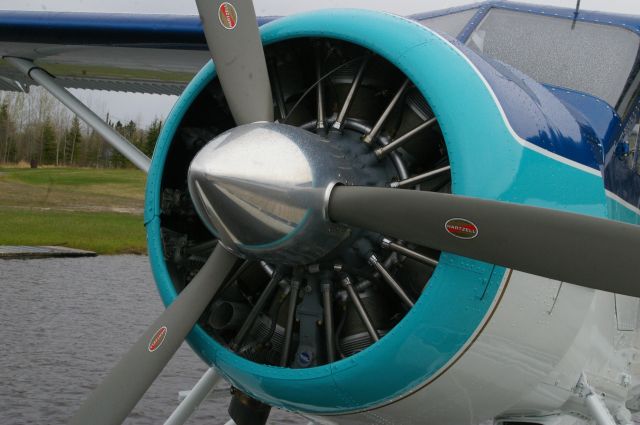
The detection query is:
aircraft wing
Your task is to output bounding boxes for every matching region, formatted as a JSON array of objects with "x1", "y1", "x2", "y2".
[
  {"x1": 0, "y1": 11, "x2": 274, "y2": 95},
  {"x1": 0, "y1": 7, "x2": 482, "y2": 96}
]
